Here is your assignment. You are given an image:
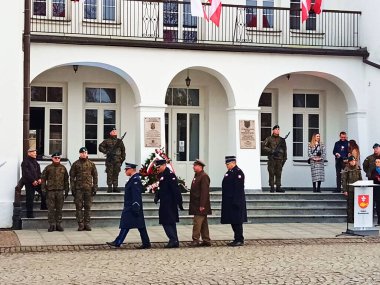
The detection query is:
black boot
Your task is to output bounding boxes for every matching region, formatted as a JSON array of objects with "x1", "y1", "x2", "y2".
[
  {"x1": 48, "y1": 225, "x2": 55, "y2": 232},
  {"x1": 107, "y1": 186, "x2": 112, "y2": 193},
  {"x1": 276, "y1": 186, "x2": 285, "y2": 193},
  {"x1": 113, "y1": 186, "x2": 120, "y2": 193},
  {"x1": 270, "y1": 186, "x2": 275, "y2": 193},
  {"x1": 312, "y1": 182, "x2": 317, "y2": 192},
  {"x1": 317, "y1": 181, "x2": 321, "y2": 193}
]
